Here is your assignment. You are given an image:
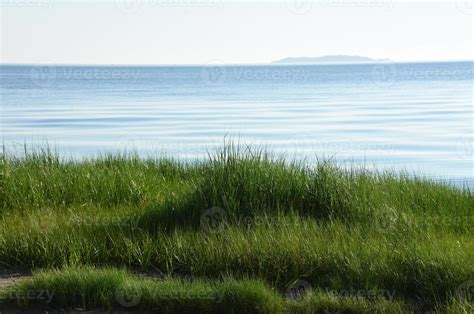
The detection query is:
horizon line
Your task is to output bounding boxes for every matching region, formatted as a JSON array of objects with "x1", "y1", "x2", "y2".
[{"x1": 1, "y1": 59, "x2": 473, "y2": 67}]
